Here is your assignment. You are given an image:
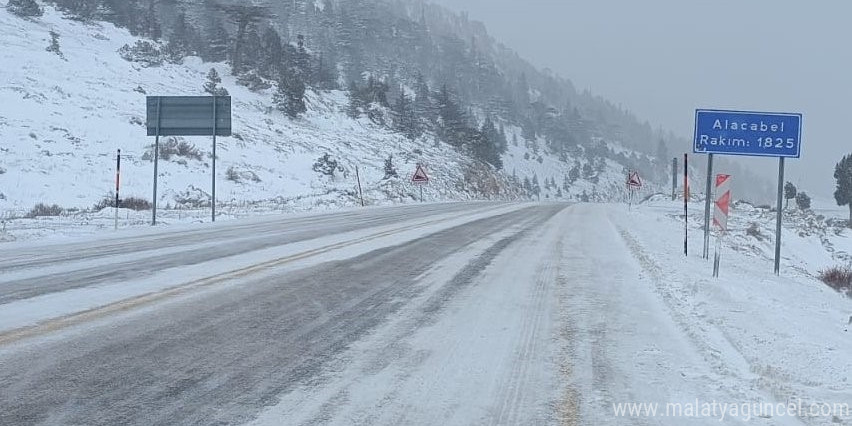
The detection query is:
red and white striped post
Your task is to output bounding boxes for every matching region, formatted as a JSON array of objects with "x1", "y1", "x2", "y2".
[{"x1": 712, "y1": 174, "x2": 732, "y2": 277}]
